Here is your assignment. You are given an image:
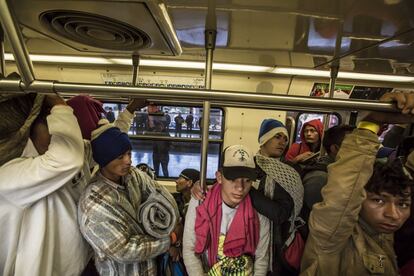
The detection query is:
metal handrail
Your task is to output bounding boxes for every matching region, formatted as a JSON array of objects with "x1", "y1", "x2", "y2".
[
  {"x1": 128, "y1": 134, "x2": 223, "y2": 143},
  {"x1": 0, "y1": 79, "x2": 401, "y2": 113}
]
